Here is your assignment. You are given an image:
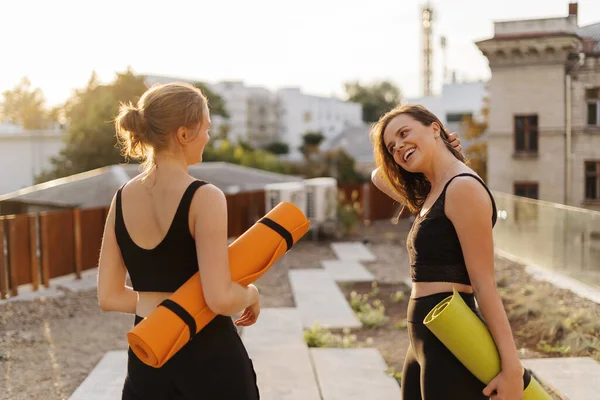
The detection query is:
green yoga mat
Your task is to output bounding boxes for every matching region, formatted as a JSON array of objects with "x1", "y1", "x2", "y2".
[{"x1": 423, "y1": 288, "x2": 552, "y2": 399}]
